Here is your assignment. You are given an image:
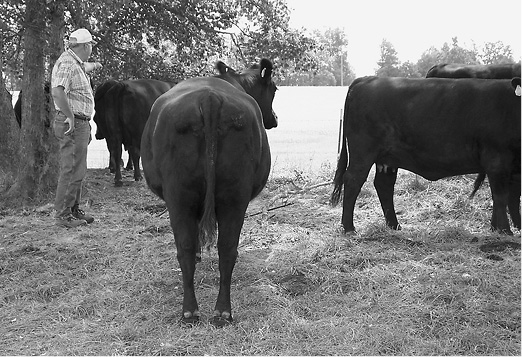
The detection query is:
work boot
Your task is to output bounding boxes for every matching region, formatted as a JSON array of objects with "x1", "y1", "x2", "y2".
[
  {"x1": 55, "y1": 213, "x2": 87, "y2": 228},
  {"x1": 72, "y1": 206, "x2": 94, "y2": 224}
]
